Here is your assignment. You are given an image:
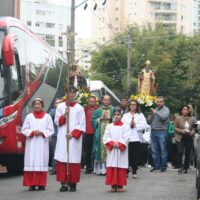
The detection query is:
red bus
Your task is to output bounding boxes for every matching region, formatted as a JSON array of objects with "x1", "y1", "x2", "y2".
[{"x1": 0, "y1": 17, "x2": 68, "y2": 173}]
